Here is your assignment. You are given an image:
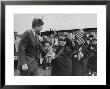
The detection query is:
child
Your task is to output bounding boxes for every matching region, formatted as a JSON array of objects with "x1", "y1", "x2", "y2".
[{"x1": 45, "y1": 42, "x2": 55, "y2": 69}]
